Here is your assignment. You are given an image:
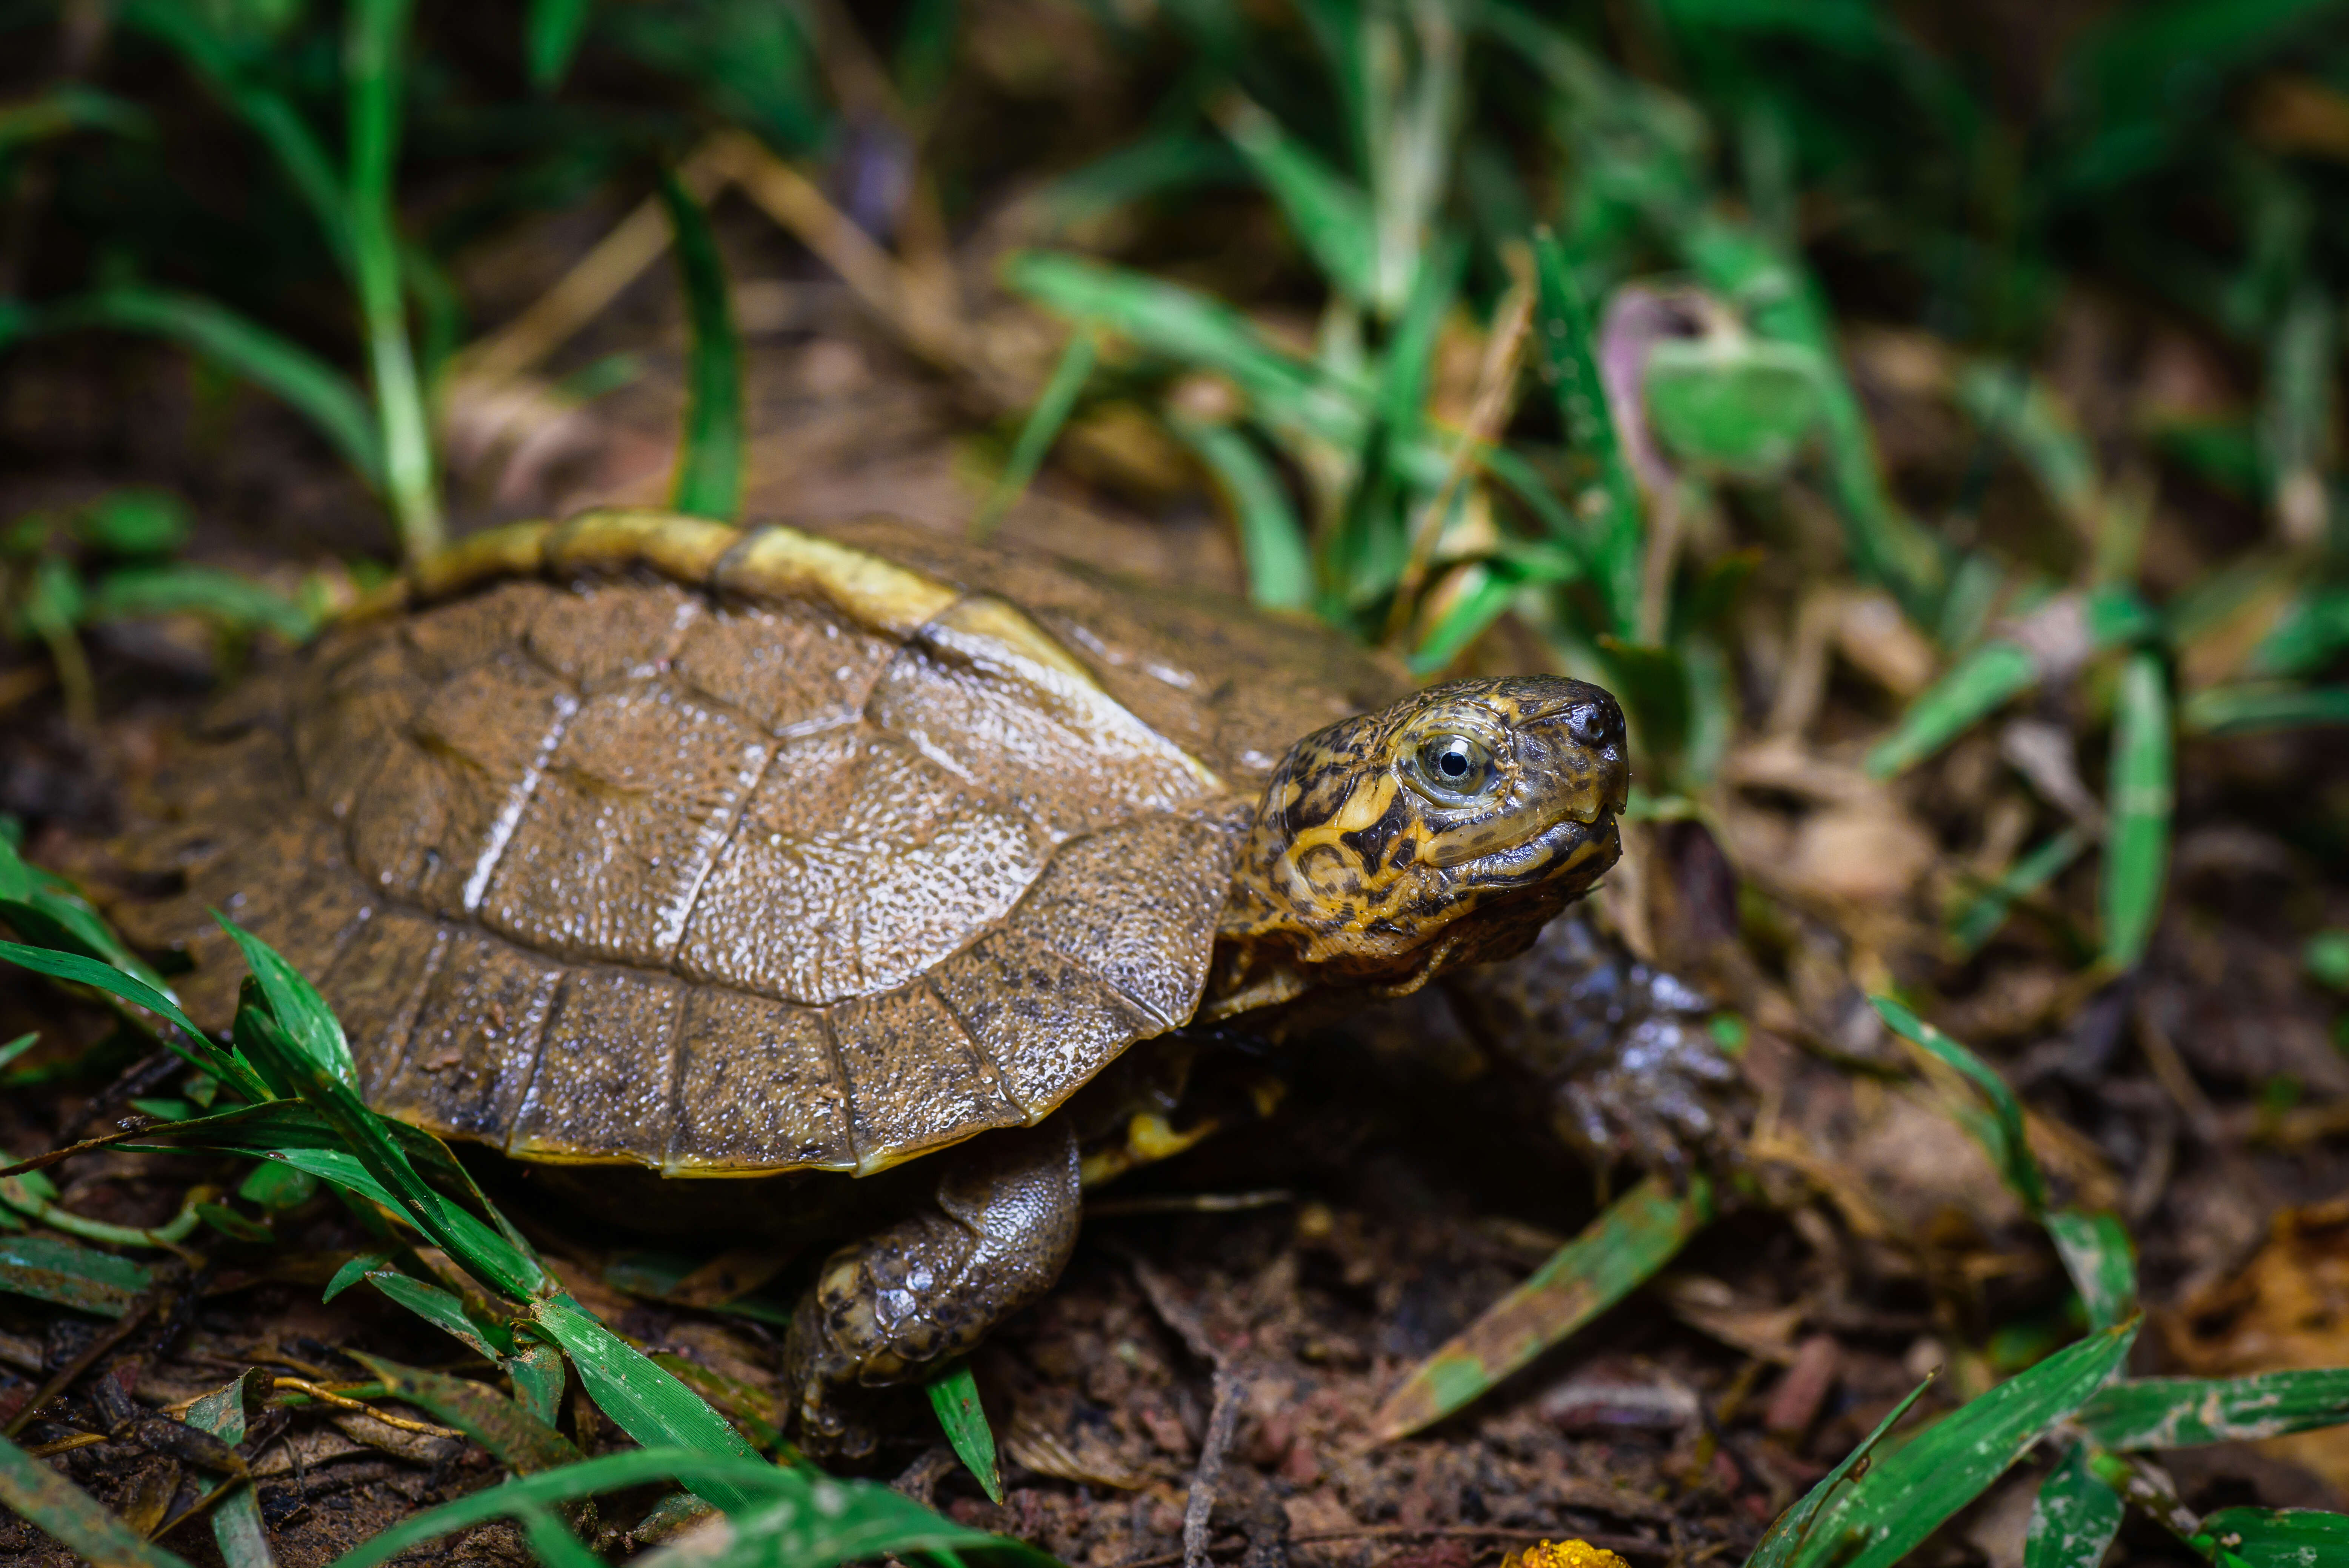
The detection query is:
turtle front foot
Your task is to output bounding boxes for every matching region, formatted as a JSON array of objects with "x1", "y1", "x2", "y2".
[{"x1": 782, "y1": 1122, "x2": 1081, "y2": 1459}]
